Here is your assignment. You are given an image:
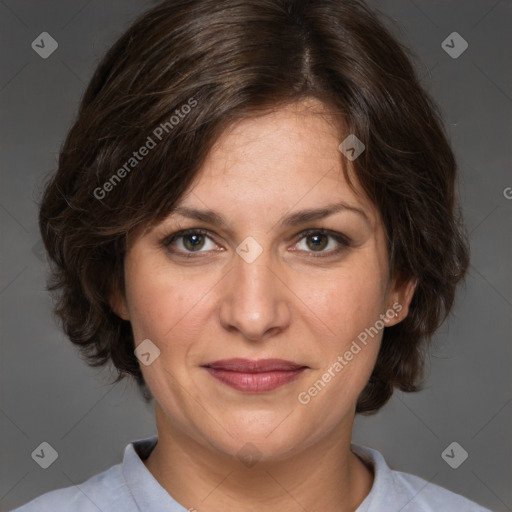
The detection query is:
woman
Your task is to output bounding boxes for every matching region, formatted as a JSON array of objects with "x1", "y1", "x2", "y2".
[{"x1": 13, "y1": 0, "x2": 492, "y2": 510}]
